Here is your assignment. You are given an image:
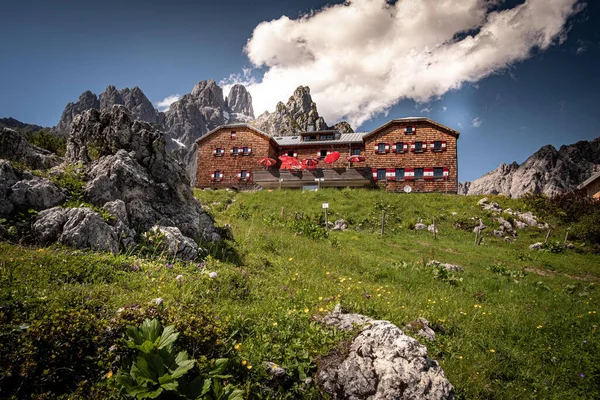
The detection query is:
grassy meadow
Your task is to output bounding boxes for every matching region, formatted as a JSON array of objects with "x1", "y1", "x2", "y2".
[{"x1": 1, "y1": 188, "x2": 599, "y2": 399}]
